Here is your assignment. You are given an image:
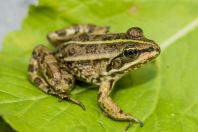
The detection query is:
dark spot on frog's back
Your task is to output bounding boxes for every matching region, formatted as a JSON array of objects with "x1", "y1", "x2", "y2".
[
  {"x1": 73, "y1": 26, "x2": 79, "y2": 34},
  {"x1": 67, "y1": 48, "x2": 76, "y2": 56},
  {"x1": 28, "y1": 64, "x2": 34, "y2": 72},
  {"x1": 34, "y1": 77, "x2": 42, "y2": 86},
  {"x1": 86, "y1": 45, "x2": 97, "y2": 53},
  {"x1": 102, "y1": 34, "x2": 125, "y2": 41},
  {"x1": 102, "y1": 35, "x2": 113, "y2": 40},
  {"x1": 63, "y1": 62, "x2": 73, "y2": 72},
  {"x1": 67, "y1": 78, "x2": 73, "y2": 84},
  {"x1": 87, "y1": 24, "x2": 95, "y2": 33},
  {"x1": 32, "y1": 51, "x2": 37, "y2": 59},
  {"x1": 98, "y1": 33, "x2": 125, "y2": 41},
  {"x1": 41, "y1": 52, "x2": 48, "y2": 64},
  {"x1": 119, "y1": 109, "x2": 123, "y2": 114},
  {"x1": 103, "y1": 42, "x2": 122, "y2": 53},
  {"x1": 78, "y1": 33, "x2": 89, "y2": 41},
  {"x1": 80, "y1": 60, "x2": 91, "y2": 64},
  {"x1": 97, "y1": 91, "x2": 102, "y2": 99}
]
